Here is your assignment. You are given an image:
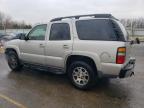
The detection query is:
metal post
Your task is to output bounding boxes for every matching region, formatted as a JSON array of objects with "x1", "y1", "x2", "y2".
[
  {"x1": 23, "y1": 20, "x2": 24, "y2": 33},
  {"x1": 3, "y1": 22, "x2": 6, "y2": 34},
  {"x1": 131, "y1": 20, "x2": 133, "y2": 37}
]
